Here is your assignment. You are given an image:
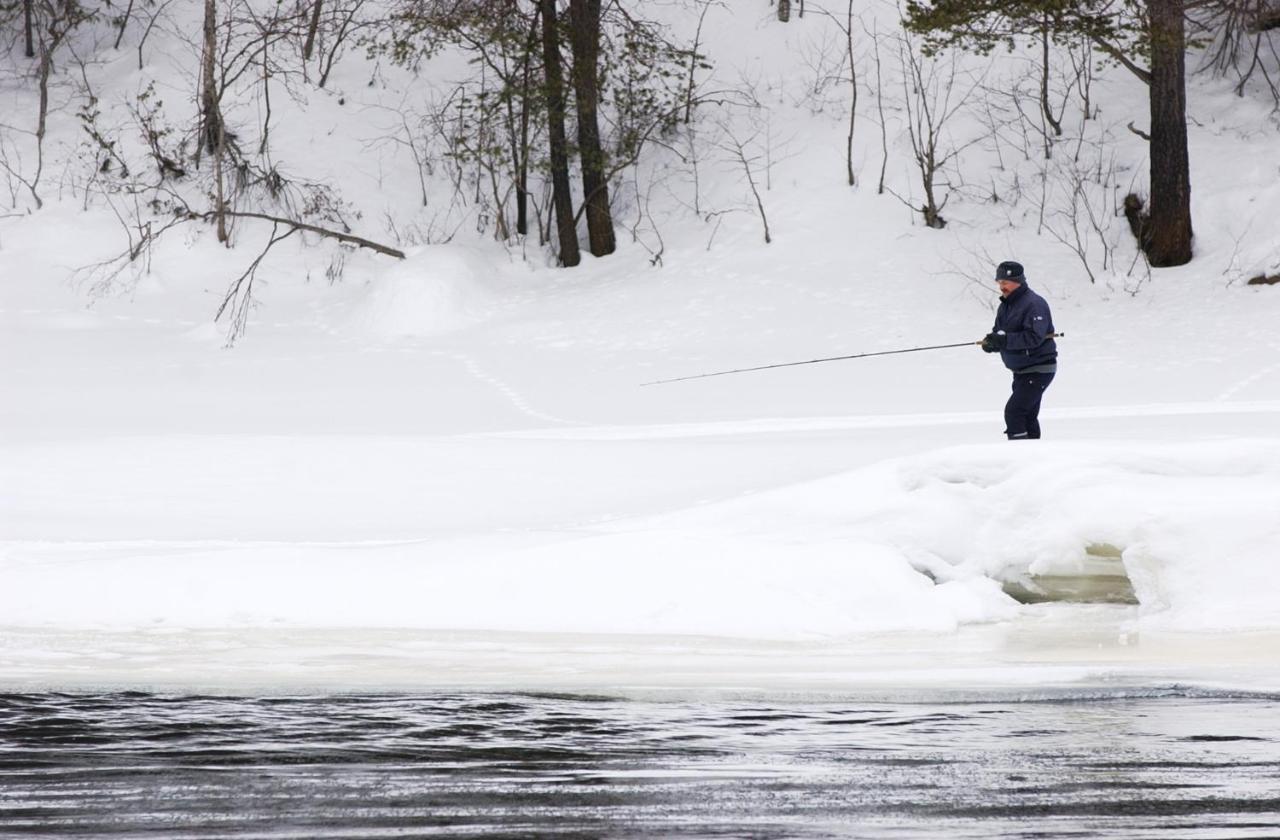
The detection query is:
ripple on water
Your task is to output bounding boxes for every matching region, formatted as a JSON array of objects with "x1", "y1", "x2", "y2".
[{"x1": 1, "y1": 693, "x2": 1279, "y2": 838}]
